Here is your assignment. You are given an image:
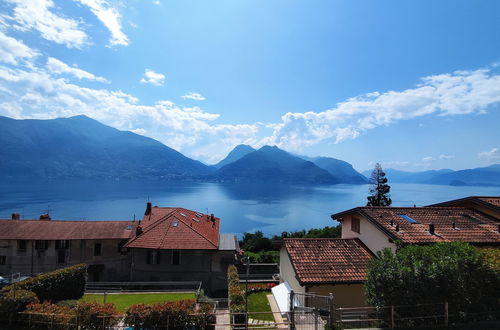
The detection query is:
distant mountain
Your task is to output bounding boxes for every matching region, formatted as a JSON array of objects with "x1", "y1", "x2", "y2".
[
  {"x1": 213, "y1": 144, "x2": 256, "y2": 169},
  {"x1": 305, "y1": 157, "x2": 368, "y2": 184},
  {"x1": 364, "y1": 166, "x2": 500, "y2": 186},
  {"x1": 215, "y1": 146, "x2": 337, "y2": 184},
  {"x1": 0, "y1": 115, "x2": 214, "y2": 181}
]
